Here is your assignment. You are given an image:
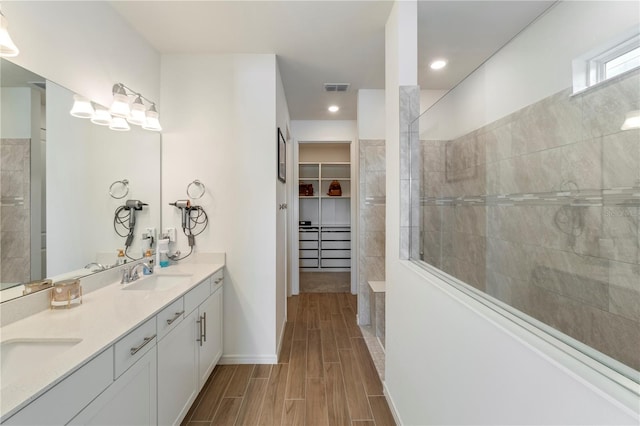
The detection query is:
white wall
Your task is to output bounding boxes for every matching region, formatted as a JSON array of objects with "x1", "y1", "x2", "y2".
[
  {"x1": 4, "y1": 1, "x2": 160, "y2": 108},
  {"x1": 0, "y1": 88, "x2": 32, "y2": 138},
  {"x1": 384, "y1": 1, "x2": 640, "y2": 424},
  {"x1": 357, "y1": 89, "x2": 447, "y2": 140},
  {"x1": 291, "y1": 120, "x2": 357, "y2": 143},
  {"x1": 419, "y1": 1, "x2": 640, "y2": 141},
  {"x1": 161, "y1": 54, "x2": 279, "y2": 363},
  {"x1": 275, "y1": 59, "x2": 290, "y2": 352},
  {"x1": 357, "y1": 90, "x2": 386, "y2": 140}
]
